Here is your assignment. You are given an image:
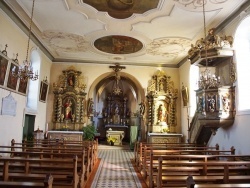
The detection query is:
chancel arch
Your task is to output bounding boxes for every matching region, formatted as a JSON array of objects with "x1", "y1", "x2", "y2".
[{"x1": 87, "y1": 65, "x2": 146, "y2": 141}]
